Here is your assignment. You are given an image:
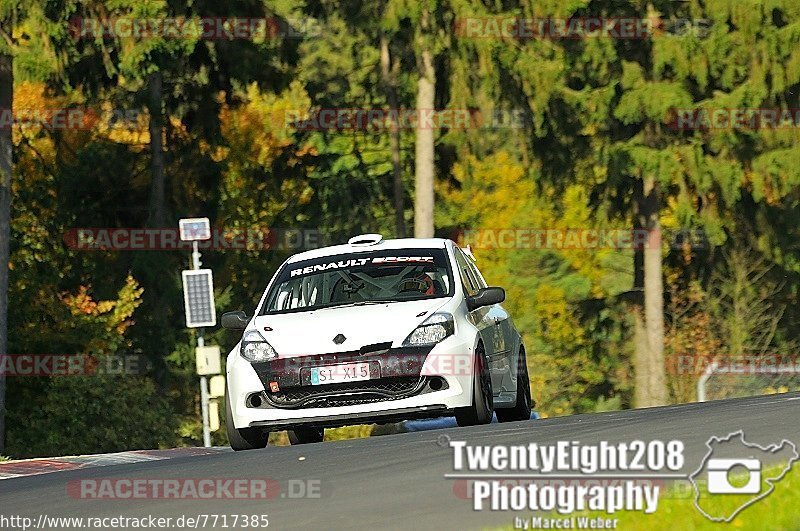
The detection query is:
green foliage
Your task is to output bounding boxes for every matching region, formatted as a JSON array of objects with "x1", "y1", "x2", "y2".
[
  {"x1": 5, "y1": 0, "x2": 800, "y2": 453},
  {"x1": 11, "y1": 375, "x2": 176, "y2": 458},
  {"x1": 439, "y1": 151, "x2": 633, "y2": 415}
]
